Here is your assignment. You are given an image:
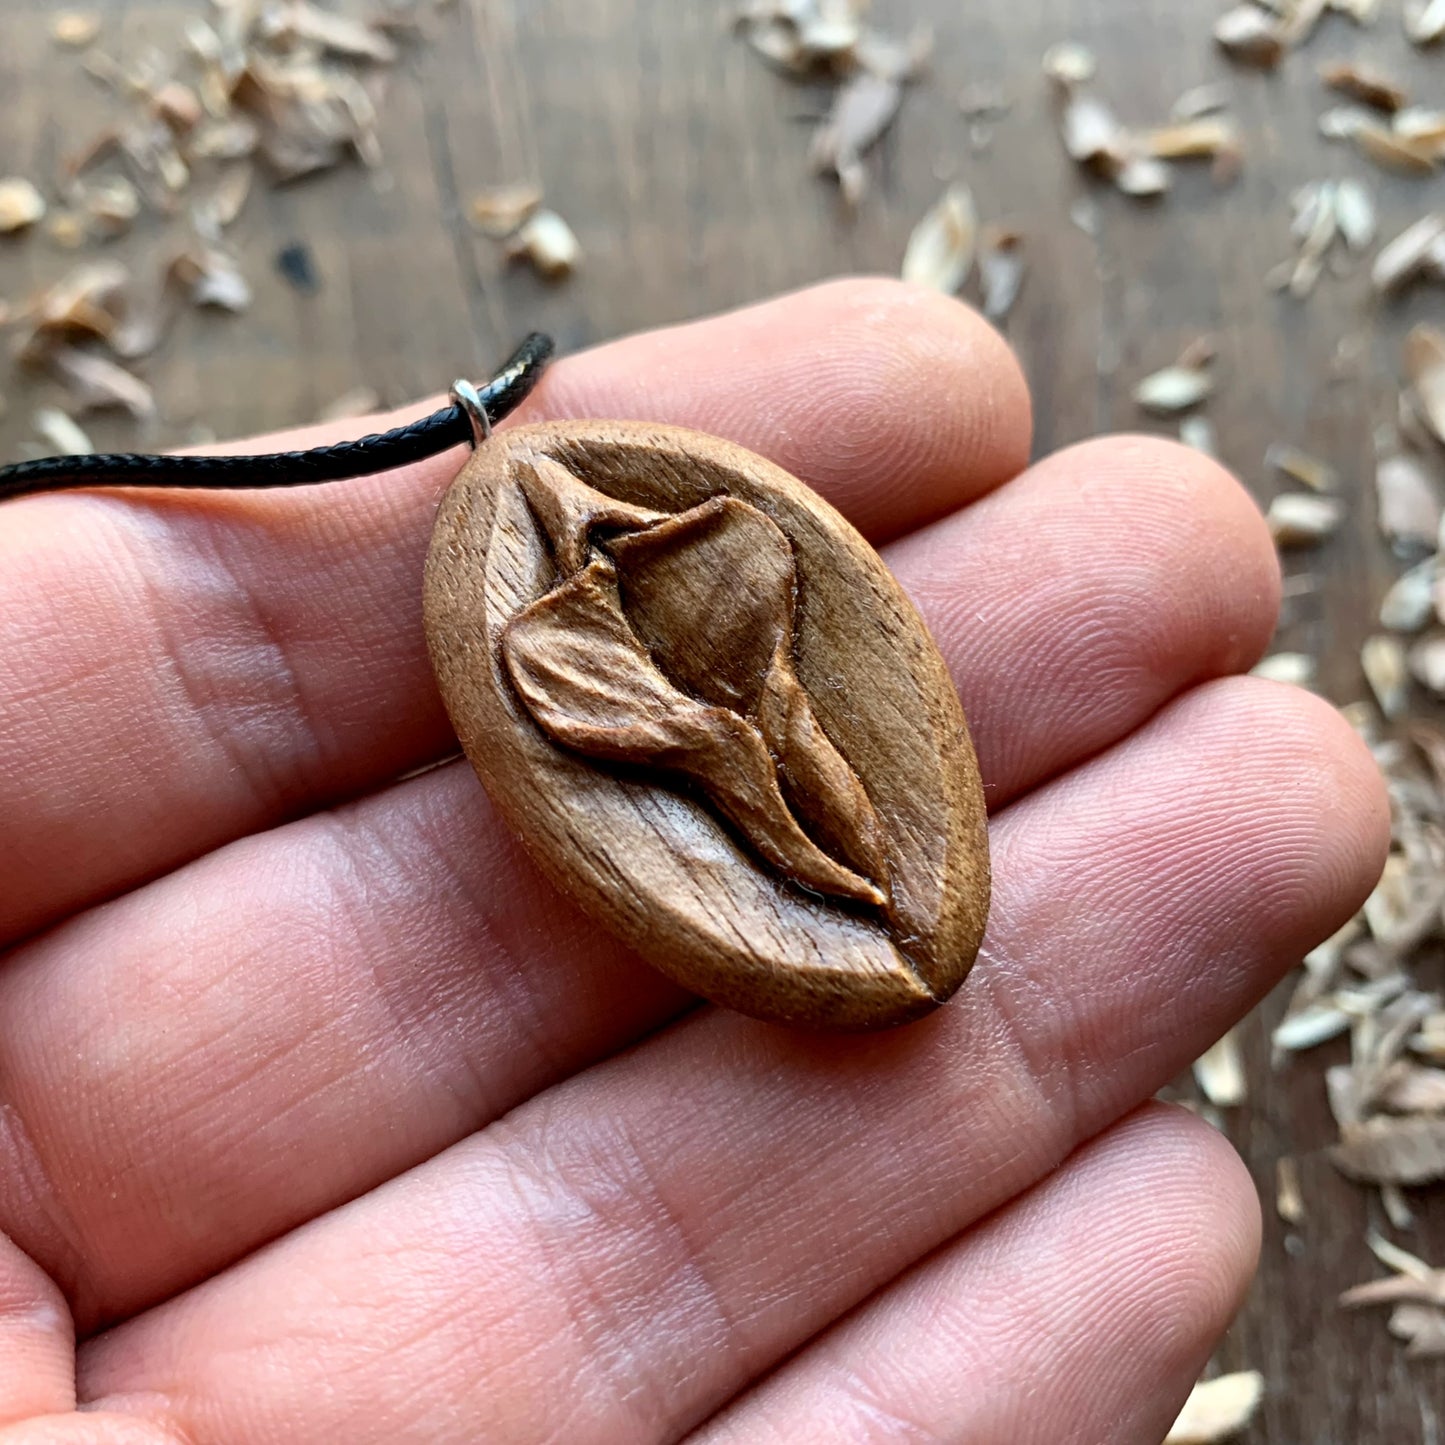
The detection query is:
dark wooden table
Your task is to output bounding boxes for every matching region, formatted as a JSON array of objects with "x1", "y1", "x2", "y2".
[{"x1": 3, "y1": 0, "x2": 1444, "y2": 1439}]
